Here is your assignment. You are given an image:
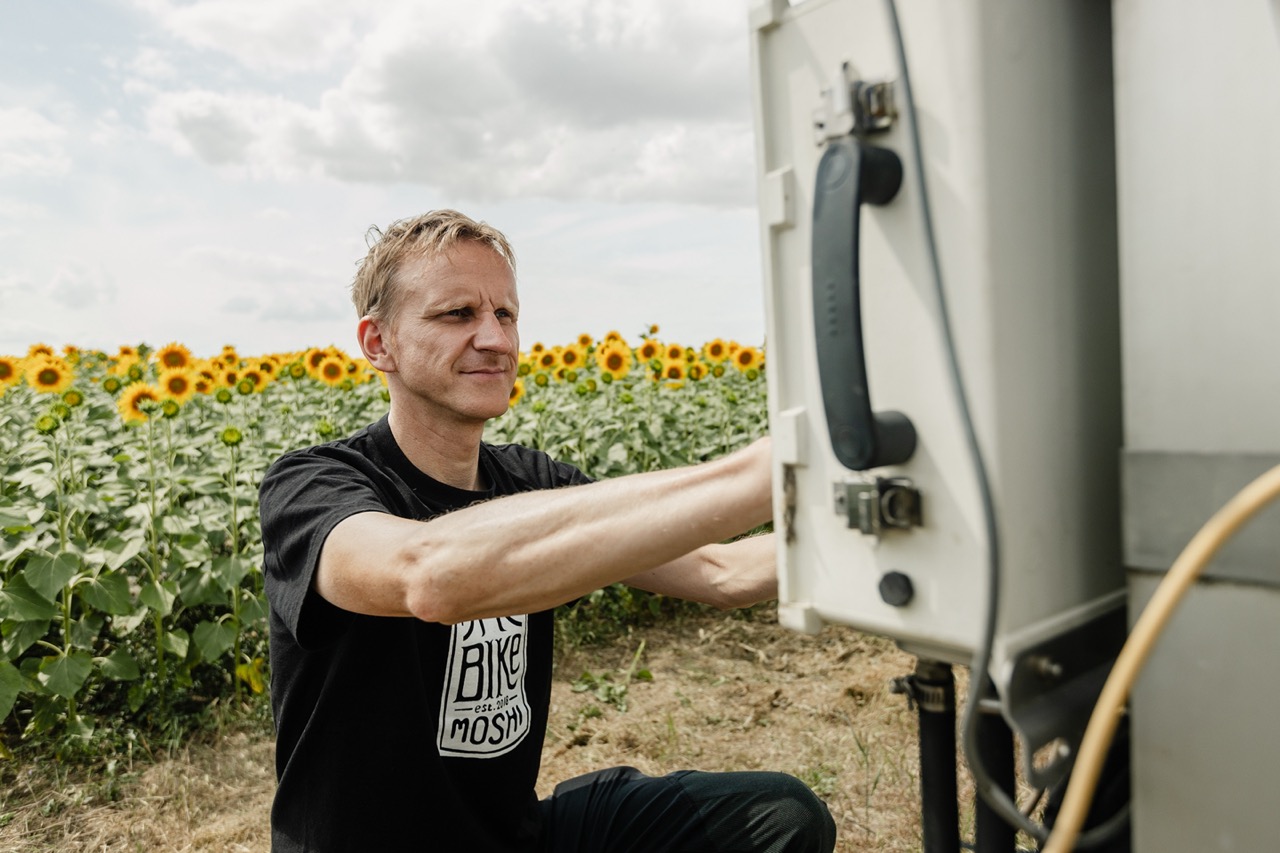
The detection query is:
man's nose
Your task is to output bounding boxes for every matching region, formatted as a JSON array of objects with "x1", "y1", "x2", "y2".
[{"x1": 474, "y1": 312, "x2": 513, "y2": 352}]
